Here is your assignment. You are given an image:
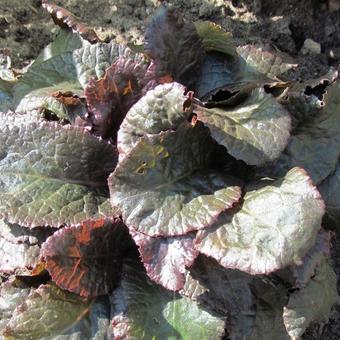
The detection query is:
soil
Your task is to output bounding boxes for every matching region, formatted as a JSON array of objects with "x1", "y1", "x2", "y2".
[{"x1": 0, "y1": 0, "x2": 339, "y2": 339}]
